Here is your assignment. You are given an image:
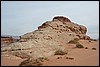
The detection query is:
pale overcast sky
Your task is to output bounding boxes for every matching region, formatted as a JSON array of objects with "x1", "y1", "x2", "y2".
[{"x1": 1, "y1": 1, "x2": 99, "y2": 39}]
